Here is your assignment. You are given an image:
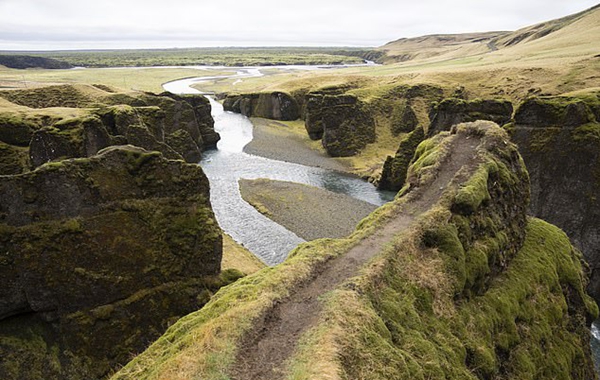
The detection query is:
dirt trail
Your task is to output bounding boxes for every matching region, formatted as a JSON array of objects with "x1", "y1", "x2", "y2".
[{"x1": 230, "y1": 133, "x2": 481, "y2": 380}]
